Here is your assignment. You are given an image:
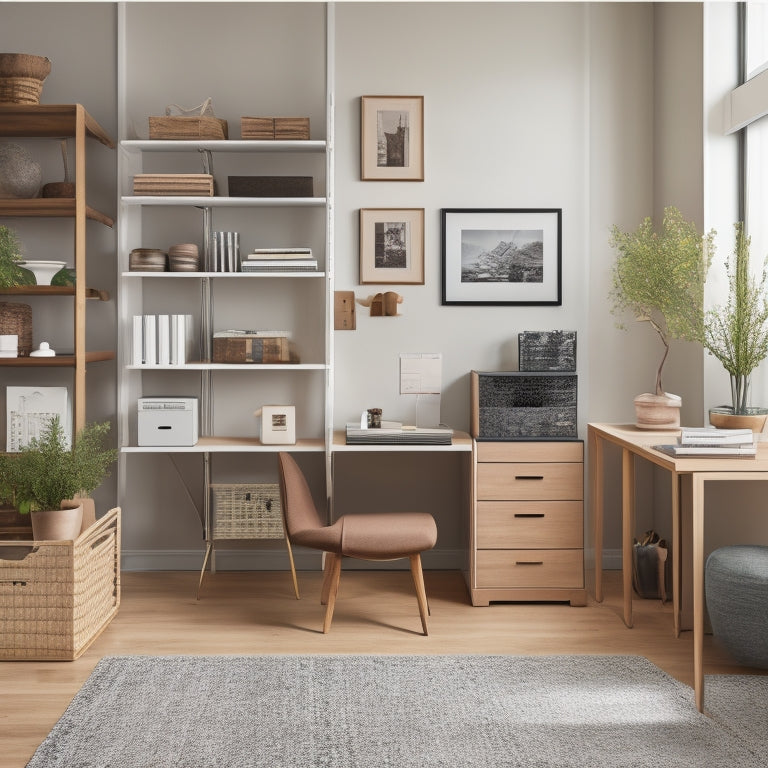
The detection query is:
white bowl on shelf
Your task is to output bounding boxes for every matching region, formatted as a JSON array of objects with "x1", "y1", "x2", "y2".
[{"x1": 19, "y1": 260, "x2": 66, "y2": 285}]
